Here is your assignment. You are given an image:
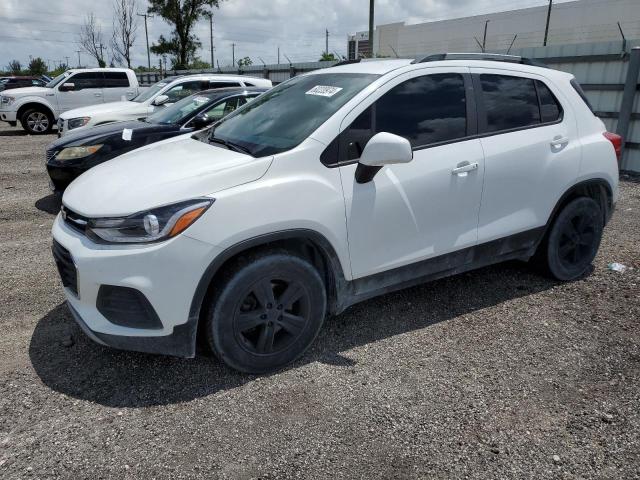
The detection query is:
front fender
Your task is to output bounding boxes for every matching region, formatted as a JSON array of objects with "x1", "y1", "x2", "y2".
[{"x1": 15, "y1": 96, "x2": 58, "y2": 118}]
